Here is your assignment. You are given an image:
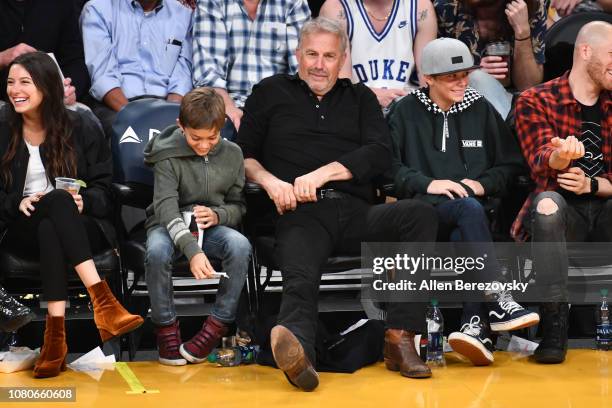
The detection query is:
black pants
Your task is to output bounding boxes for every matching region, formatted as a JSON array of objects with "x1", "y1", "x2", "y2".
[
  {"x1": 526, "y1": 191, "x2": 612, "y2": 301},
  {"x1": 2, "y1": 190, "x2": 106, "y2": 301},
  {"x1": 273, "y1": 196, "x2": 438, "y2": 362}
]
